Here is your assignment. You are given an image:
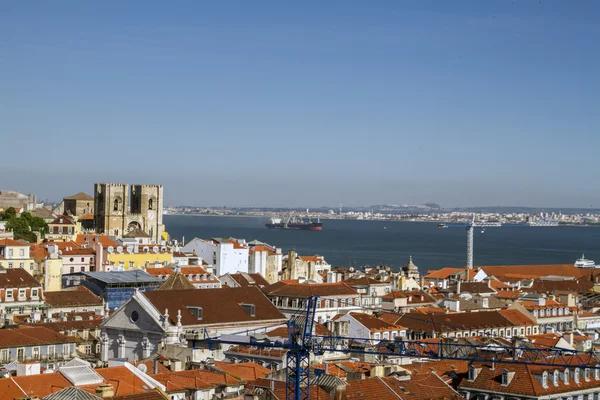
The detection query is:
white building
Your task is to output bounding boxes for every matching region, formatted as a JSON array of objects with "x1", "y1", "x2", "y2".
[
  {"x1": 100, "y1": 287, "x2": 286, "y2": 363},
  {"x1": 262, "y1": 280, "x2": 362, "y2": 324},
  {"x1": 182, "y1": 238, "x2": 249, "y2": 276},
  {"x1": 247, "y1": 241, "x2": 282, "y2": 284},
  {"x1": 336, "y1": 312, "x2": 407, "y2": 340}
]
